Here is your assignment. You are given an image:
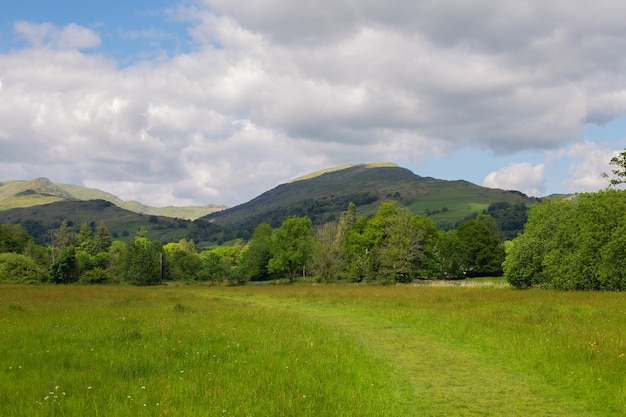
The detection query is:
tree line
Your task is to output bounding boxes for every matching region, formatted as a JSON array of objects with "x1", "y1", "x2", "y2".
[{"x1": 0, "y1": 201, "x2": 506, "y2": 285}]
